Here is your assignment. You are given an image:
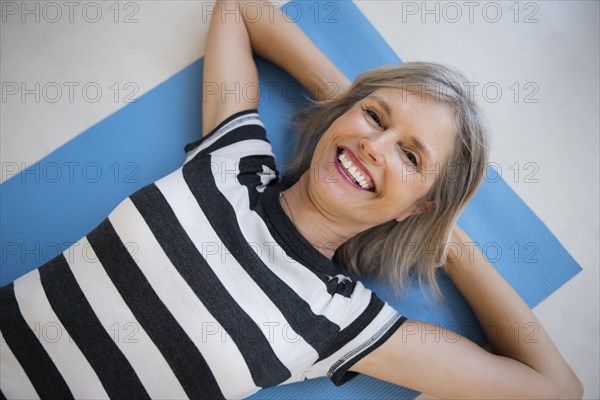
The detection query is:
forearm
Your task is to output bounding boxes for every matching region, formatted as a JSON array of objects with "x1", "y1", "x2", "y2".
[
  {"x1": 446, "y1": 227, "x2": 581, "y2": 395},
  {"x1": 232, "y1": 0, "x2": 350, "y2": 101}
]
